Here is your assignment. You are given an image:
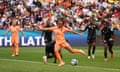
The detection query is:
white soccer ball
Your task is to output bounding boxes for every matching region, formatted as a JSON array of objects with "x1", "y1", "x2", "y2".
[{"x1": 71, "y1": 59, "x2": 78, "y2": 66}]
